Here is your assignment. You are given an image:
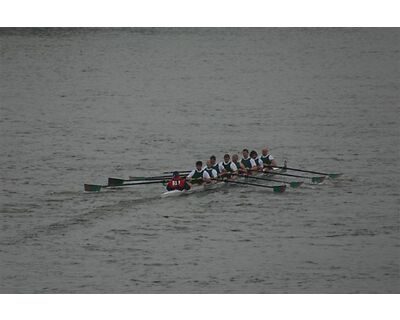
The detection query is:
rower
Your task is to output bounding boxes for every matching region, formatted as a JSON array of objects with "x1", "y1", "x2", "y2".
[
  {"x1": 218, "y1": 154, "x2": 238, "y2": 178},
  {"x1": 250, "y1": 150, "x2": 264, "y2": 171},
  {"x1": 232, "y1": 154, "x2": 246, "y2": 174},
  {"x1": 209, "y1": 155, "x2": 221, "y2": 176},
  {"x1": 203, "y1": 160, "x2": 219, "y2": 183},
  {"x1": 166, "y1": 171, "x2": 191, "y2": 191},
  {"x1": 260, "y1": 147, "x2": 278, "y2": 170},
  {"x1": 187, "y1": 161, "x2": 214, "y2": 184},
  {"x1": 240, "y1": 148, "x2": 258, "y2": 173}
]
